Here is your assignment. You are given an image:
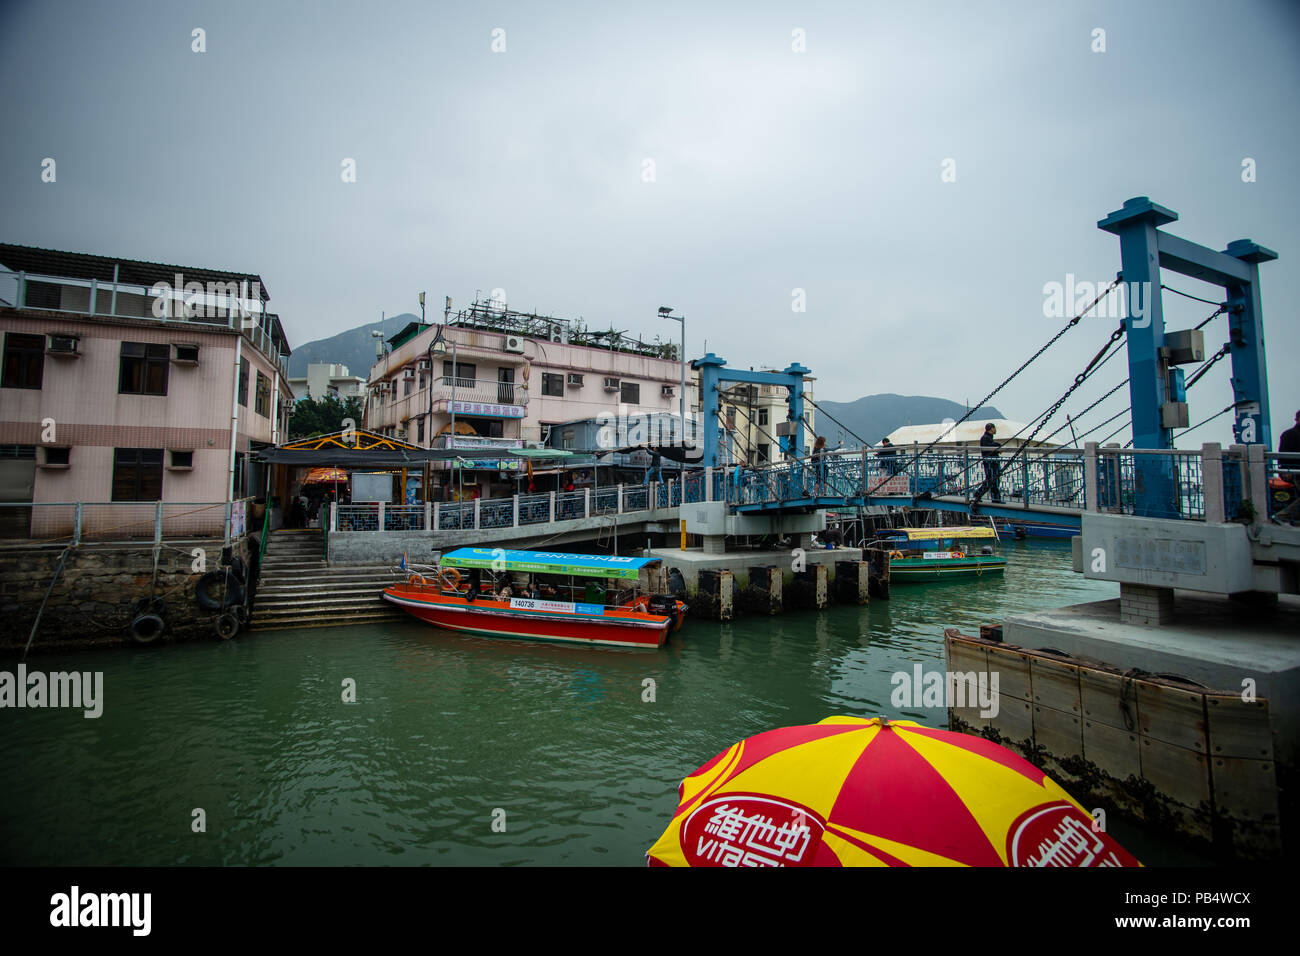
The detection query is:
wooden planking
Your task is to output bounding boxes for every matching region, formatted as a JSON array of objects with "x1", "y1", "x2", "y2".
[
  {"x1": 1136, "y1": 680, "x2": 1208, "y2": 754},
  {"x1": 989, "y1": 644, "x2": 1033, "y2": 702},
  {"x1": 1140, "y1": 738, "x2": 1213, "y2": 839},
  {"x1": 1082, "y1": 719, "x2": 1141, "y2": 780},
  {"x1": 1033, "y1": 704, "x2": 1084, "y2": 761},
  {"x1": 1205, "y1": 695, "x2": 1273, "y2": 759},
  {"x1": 1211, "y1": 756, "x2": 1280, "y2": 821},
  {"x1": 1080, "y1": 665, "x2": 1135, "y2": 730},
  {"x1": 1031, "y1": 656, "x2": 1081, "y2": 714}
]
